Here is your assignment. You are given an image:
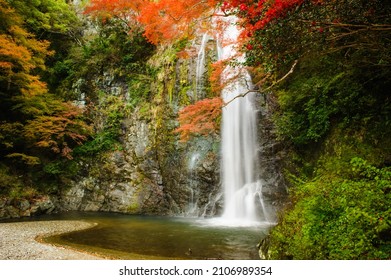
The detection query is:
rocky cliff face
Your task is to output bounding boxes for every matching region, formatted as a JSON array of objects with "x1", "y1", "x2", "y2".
[
  {"x1": 256, "y1": 93, "x2": 288, "y2": 221},
  {"x1": 59, "y1": 39, "x2": 222, "y2": 217}
]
